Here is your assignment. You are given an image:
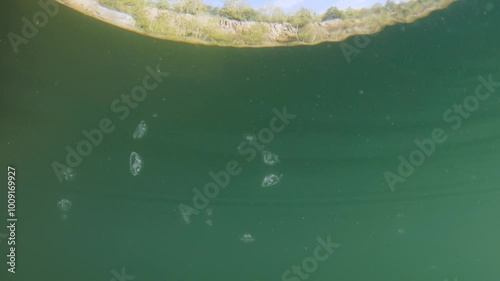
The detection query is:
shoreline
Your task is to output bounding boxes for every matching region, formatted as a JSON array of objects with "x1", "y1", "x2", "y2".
[{"x1": 56, "y1": 0, "x2": 457, "y2": 48}]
